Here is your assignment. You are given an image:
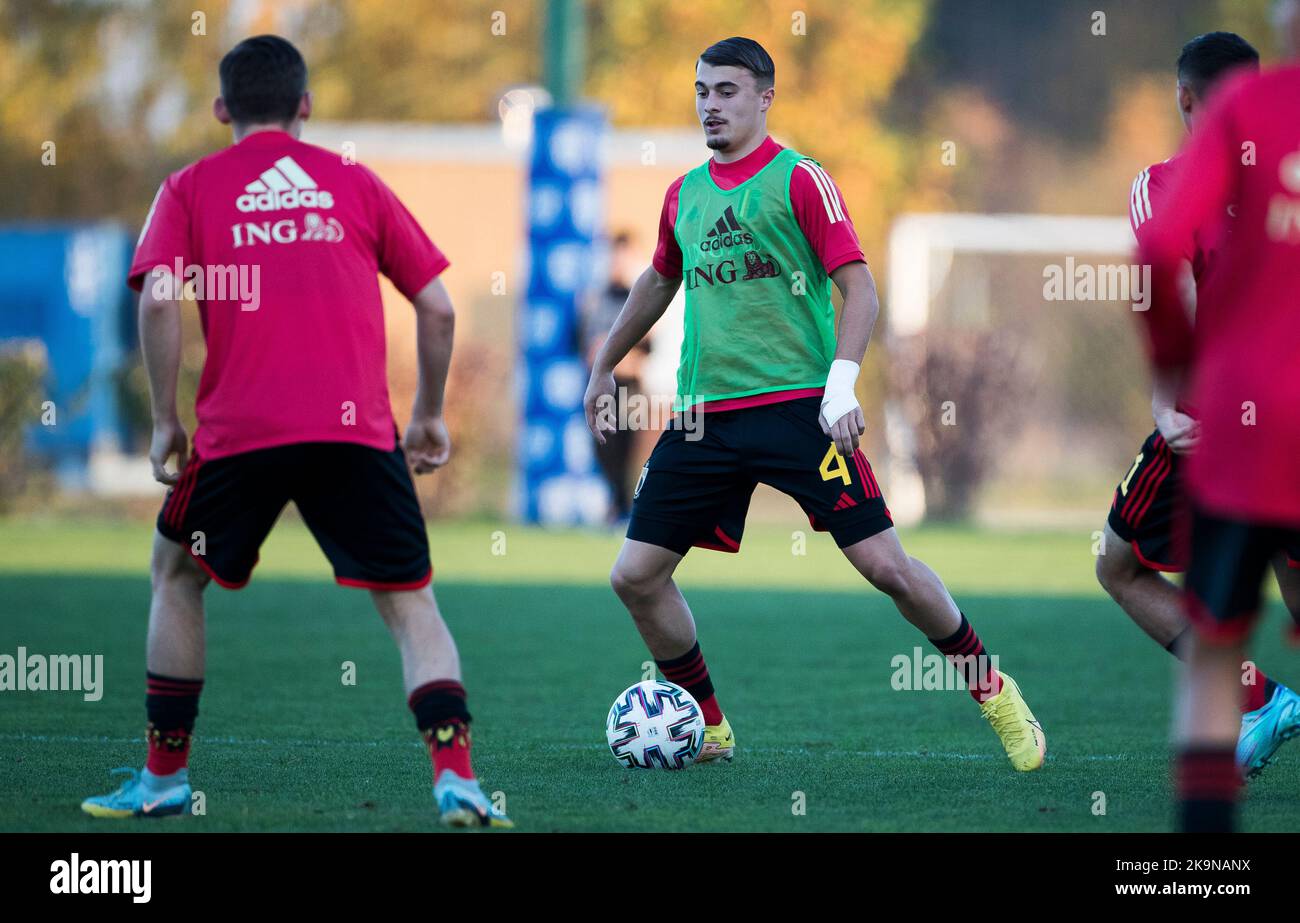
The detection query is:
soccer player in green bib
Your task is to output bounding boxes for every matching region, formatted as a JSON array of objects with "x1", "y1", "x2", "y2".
[{"x1": 584, "y1": 37, "x2": 1045, "y2": 772}]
